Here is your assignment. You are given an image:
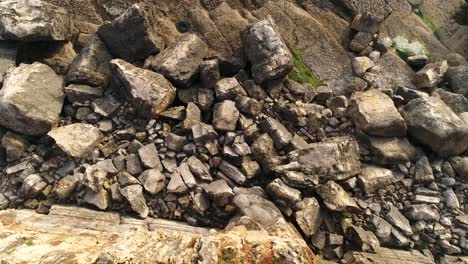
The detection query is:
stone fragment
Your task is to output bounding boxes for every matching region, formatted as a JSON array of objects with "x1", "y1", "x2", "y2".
[
  {"x1": 367, "y1": 137, "x2": 418, "y2": 165},
  {"x1": 183, "y1": 103, "x2": 201, "y2": 130},
  {"x1": 166, "y1": 171, "x2": 187, "y2": 194},
  {"x1": 85, "y1": 167, "x2": 107, "y2": 192},
  {"x1": 83, "y1": 190, "x2": 110, "y2": 210},
  {"x1": 54, "y1": 175, "x2": 79, "y2": 200},
  {"x1": 187, "y1": 156, "x2": 213, "y2": 182},
  {"x1": 110, "y1": 59, "x2": 176, "y2": 118},
  {"x1": 2, "y1": 132, "x2": 29, "y2": 162},
  {"x1": 193, "y1": 192, "x2": 210, "y2": 213},
  {"x1": 64, "y1": 84, "x2": 103, "y2": 103},
  {"x1": 433, "y1": 89, "x2": 468, "y2": 114},
  {"x1": 443, "y1": 188, "x2": 459, "y2": 209},
  {"x1": 178, "y1": 163, "x2": 197, "y2": 189},
  {"x1": 165, "y1": 134, "x2": 187, "y2": 152},
  {"x1": 0, "y1": 42, "x2": 16, "y2": 85},
  {"x1": 266, "y1": 178, "x2": 302, "y2": 204},
  {"x1": 385, "y1": 205, "x2": 413, "y2": 236},
  {"x1": 407, "y1": 55, "x2": 429, "y2": 68},
  {"x1": 294, "y1": 198, "x2": 323, "y2": 237},
  {"x1": 126, "y1": 154, "x2": 143, "y2": 175},
  {"x1": 350, "y1": 32, "x2": 373, "y2": 53},
  {"x1": 235, "y1": 96, "x2": 263, "y2": 116},
  {"x1": 48, "y1": 124, "x2": 103, "y2": 158},
  {"x1": 413, "y1": 61, "x2": 448, "y2": 89},
  {"x1": 138, "y1": 143, "x2": 162, "y2": 171},
  {"x1": 98, "y1": 4, "x2": 162, "y2": 62},
  {"x1": 414, "y1": 156, "x2": 435, "y2": 183},
  {"x1": 19, "y1": 174, "x2": 46, "y2": 198},
  {"x1": 233, "y1": 192, "x2": 284, "y2": 229},
  {"x1": 160, "y1": 106, "x2": 186, "y2": 120},
  {"x1": 242, "y1": 80, "x2": 267, "y2": 100},
  {"x1": 316, "y1": 181, "x2": 359, "y2": 212},
  {"x1": 347, "y1": 226, "x2": 380, "y2": 253},
  {"x1": 400, "y1": 96, "x2": 468, "y2": 157},
  {"x1": 358, "y1": 165, "x2": 395, "y2": 194},
  {"x1": 91, "y1": 95, "x2": 121, "y2": 117},
  {"x1": 25, "y1": 41, "x2": 76, "y2": 75},
  {"x1": 0, "y1": 62, "x2": 64, "y2": 136},
  {"x1": 213, "y1": 100, "x2": 239, "y2": 132},
  {"x1": 259, "y1": 117, "x2": 293, "y2": 150},
  {"x1": 145, "y1": 33, "x2": 208, "y2": 87},
  {"x1": 214, "y1": 78, "x2": 247, "y2": 101},
  {"x1": 117, "y1": 172, "x2": 139, "y2": 188},
  {"x1": 405, "y1": 204, "x2": 440, "y2": 222},
  {"x1": 243, "y1": 18, "x2": 293, "y2": 84},
  {"x1": 447, "y1": 65, "x2": 468, "y2": 98},
  {"x1": 351, "y1": 12, "x2": 381, "y2": 34},
  {"x1": 450, "y1": 156, "x2": 468, "y2": 178},
  {"x1": 280, "y1": 170, "x2": 319, "y2": 188},
  {"x1": 219, "y1": 160, "x2": 247, "y2": 185},
  {"x1": 200, "y1": 59, "x2": 220, "y2": 88},
  {"x1": 120, "y1": 185, "x2": 149, "y2": 218},
  {"x1": 352, "y1": 56, "x2": 375, "y2": 76},
  {"x1": 138, "y1": 169, "x2": 165, "y2": 195},
  {"x1": 349, "y1": 89, "x2": 407, "y2": 137},
  {"x1": 413, "y1": 195, "x2": 440, "y2": 204},
  {"x1": 204, "y1": 180, "x2": 234, "y2": 207}
]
